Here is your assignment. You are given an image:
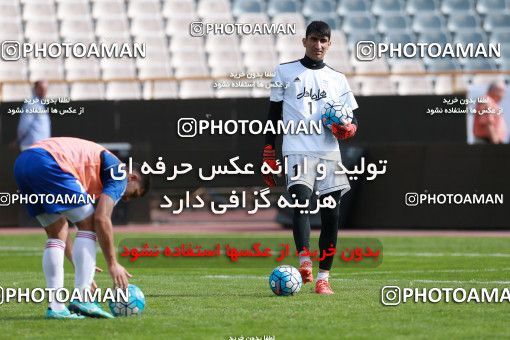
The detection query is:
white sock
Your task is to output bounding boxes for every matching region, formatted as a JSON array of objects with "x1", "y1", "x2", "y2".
[
  {"x1": 73, "y1": 231, "x2": 97, "y2": 299},
  {"x1": 317, "y1": 271, "x2": 329, "y2": 282},
  {"x1": 298, "y1": 251, "x2": 311, "y2": 266},
  {"x1": 43, "y1": 238, "x2": 66, "y2": 311}
]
